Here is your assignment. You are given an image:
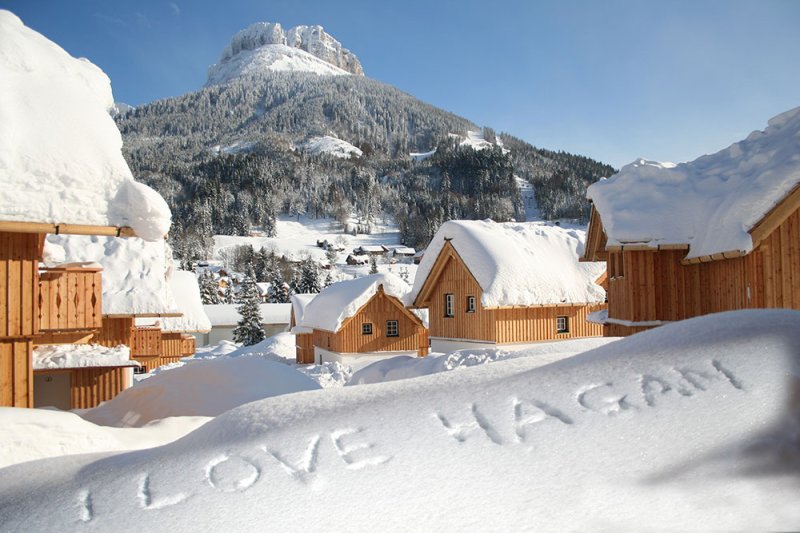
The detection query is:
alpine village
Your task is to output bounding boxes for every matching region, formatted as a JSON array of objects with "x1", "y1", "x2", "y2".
[{"x1": 1, "y1": 6, "x2": 799, "y2": 531}]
